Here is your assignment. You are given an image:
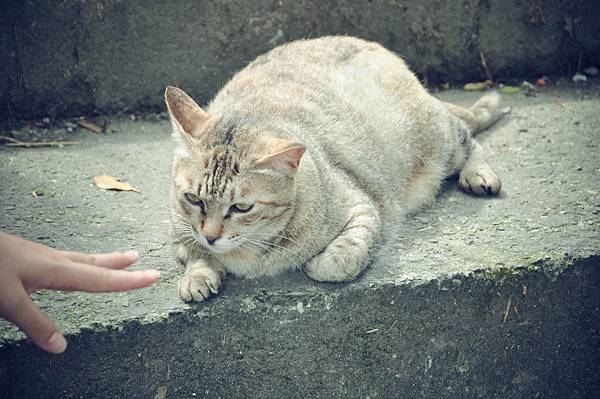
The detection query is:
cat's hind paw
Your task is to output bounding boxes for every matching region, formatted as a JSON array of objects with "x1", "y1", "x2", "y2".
[
  {"x1": 177, "y1": 267, "x2": 222, "y2": 302},
  {"x1": 459, "y1": 166, "x2": 501, "y2": 195}
]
